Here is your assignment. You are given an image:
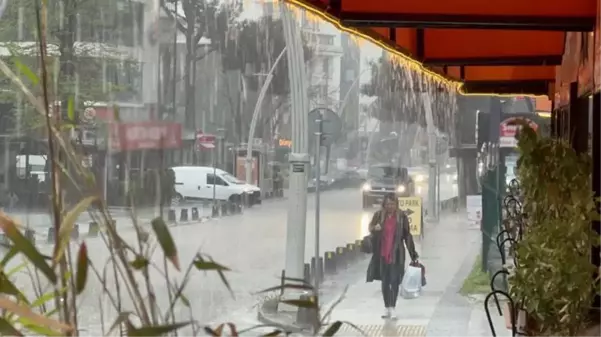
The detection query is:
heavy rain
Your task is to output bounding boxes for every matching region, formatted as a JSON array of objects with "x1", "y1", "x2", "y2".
[{"x1": 0, "y1": 0, "x2": 593, "y2": 337}]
